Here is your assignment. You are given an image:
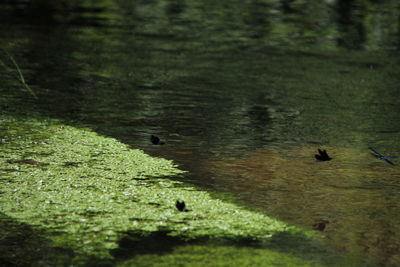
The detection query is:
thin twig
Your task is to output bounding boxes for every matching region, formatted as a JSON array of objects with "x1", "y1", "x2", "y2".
[{"x1": 1, "y1": 49, "x2": 38, "y2": 99}]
